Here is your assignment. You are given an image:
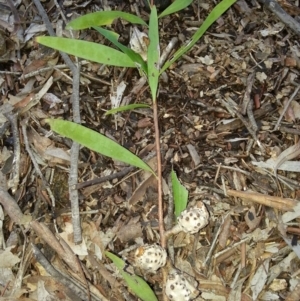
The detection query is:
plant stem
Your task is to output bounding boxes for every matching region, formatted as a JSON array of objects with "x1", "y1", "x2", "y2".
[{"x1": 153, "y1": 98, "x2": 166, "y2": 248}]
